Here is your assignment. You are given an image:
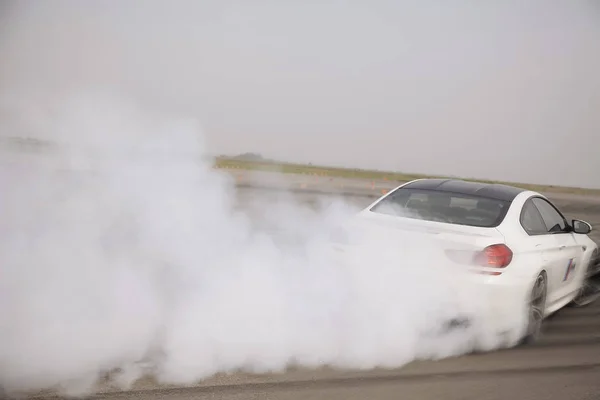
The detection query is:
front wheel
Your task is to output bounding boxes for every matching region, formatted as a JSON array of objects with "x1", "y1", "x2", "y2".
[
  {"x1": 521, "y1": 272, "x2": 548, "y2": 345},
  {"x1": 570, "y1": 251, "x2": 600, "y2": 308}
]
